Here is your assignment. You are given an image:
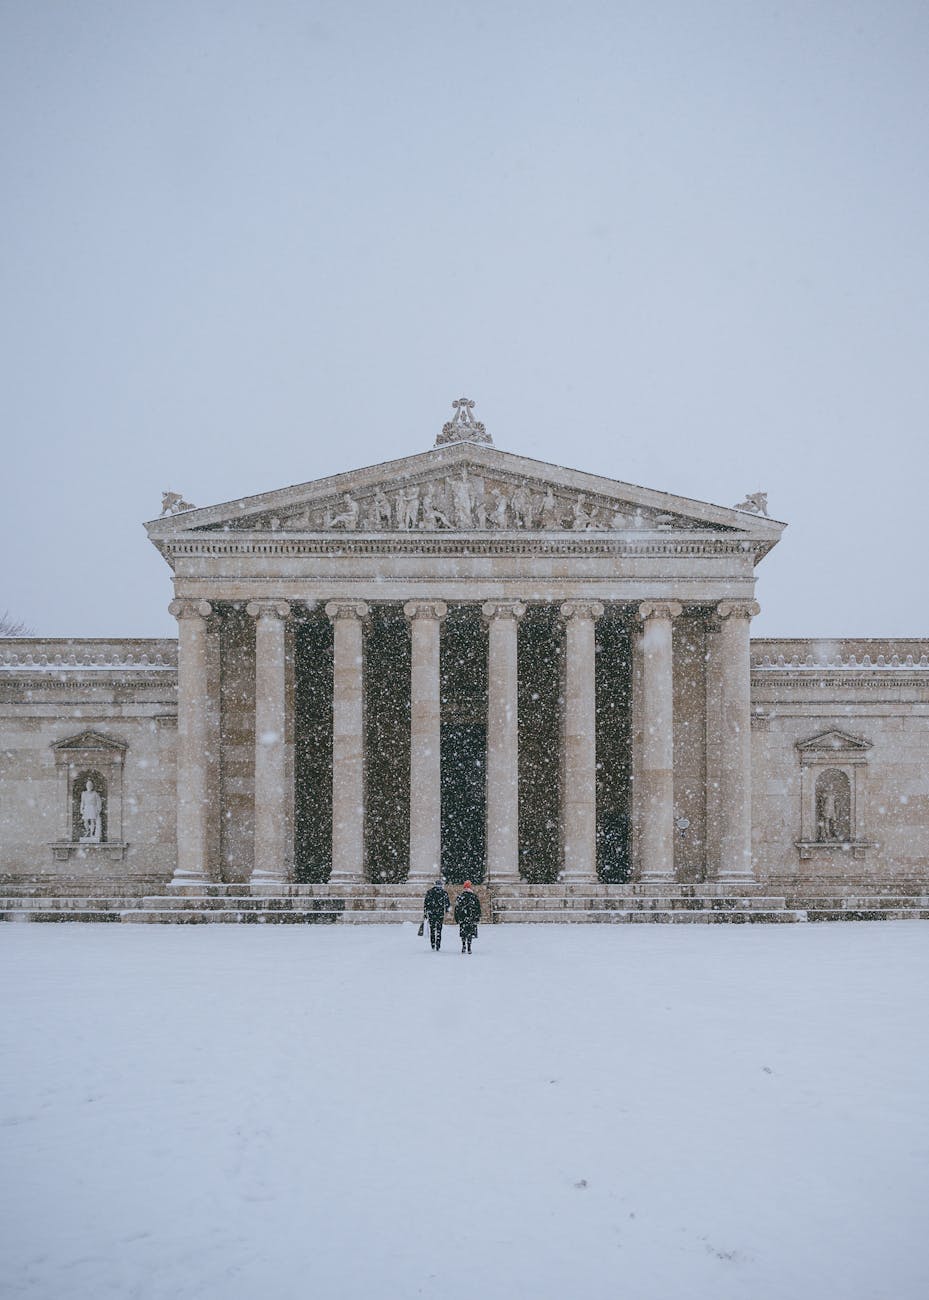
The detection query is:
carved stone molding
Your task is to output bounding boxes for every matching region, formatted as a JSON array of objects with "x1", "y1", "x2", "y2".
[
  {"x1": 245, "y1": 599, "x2": 291, "y2": 620},
  {"x1": 717, "y1": 600, "x2": 761, "y2": 621},
  {"x1": 325, "y1": 600, "x2": 370, "y2": 623},
  {"x1": 403, "y1": 600, "x2": 448, "y2": 623},
  {"x1": 637, "y1": 600, "x2": 683, "y2": 622},
  {"x1": 560, "y1": 600, "x2": 605, "y2": 622},
  {"x1": 482, "y1": 600, "x2": 526, "y2": 622},
  {"x1": 168, "y1": 599, "x2": 213, "y2": 621}
]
